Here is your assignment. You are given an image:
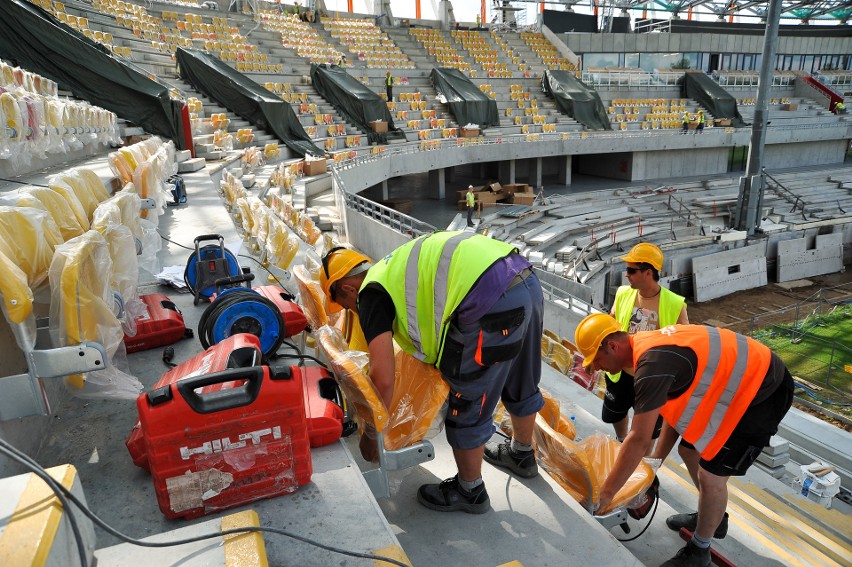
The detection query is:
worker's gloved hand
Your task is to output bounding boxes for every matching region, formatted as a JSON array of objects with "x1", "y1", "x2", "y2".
[{"x1": 359, "y1": 426, "x2": 379, "y2": 462}]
